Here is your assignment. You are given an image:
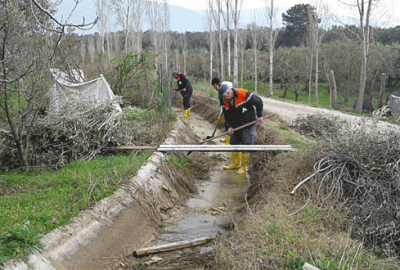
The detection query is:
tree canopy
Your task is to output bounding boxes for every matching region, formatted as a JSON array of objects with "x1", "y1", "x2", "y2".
[{"x1": 280, "y1": 4, "x2": 320, "y2": 47}]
